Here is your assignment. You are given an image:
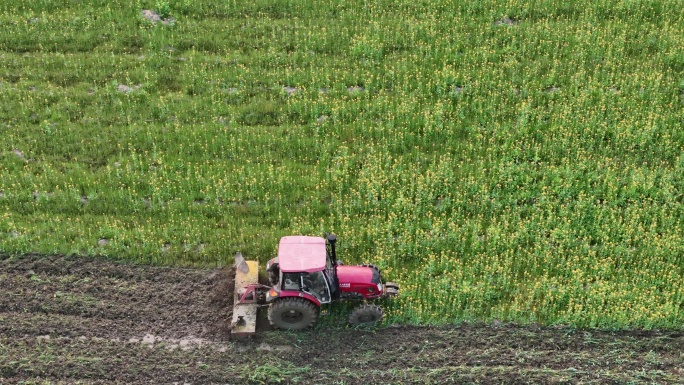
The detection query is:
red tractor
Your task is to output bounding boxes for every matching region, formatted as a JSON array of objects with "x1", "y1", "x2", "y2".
[{"x1": 231, "y1": 234, "x2": 399, "y2": 335}]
